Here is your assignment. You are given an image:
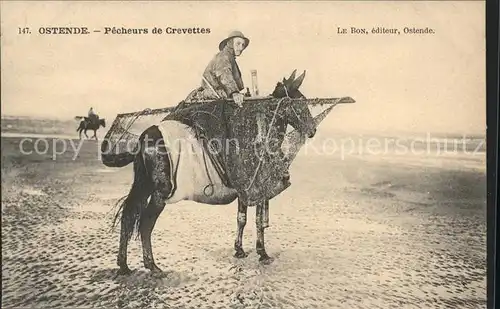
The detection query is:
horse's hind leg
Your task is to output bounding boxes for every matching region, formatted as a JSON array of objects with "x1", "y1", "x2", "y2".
[
  {"x1": 140, "y1": 190, "x2": 169, "y2": 273},
  {"x1": 77, "y1": 126, "x2": 83, "y2": 139},
  {"x1": 117, "y1": 189, "x2": 151, "y2": 275},
  {"x1": 234, "y1": 199, "x2": 248, "y2": 258},
  {"x1": 140, "y1": 145, "x2": 172, "y2": 274},
  {"x1": 116, "y1": 194, "x2": 148, "y2": 275},
  {"x1": 117, "y1": 217, "x2": 133, "y2": 275},
  {"x1": 116, "y1": 154, "x2": 153, "y2": 276}
]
